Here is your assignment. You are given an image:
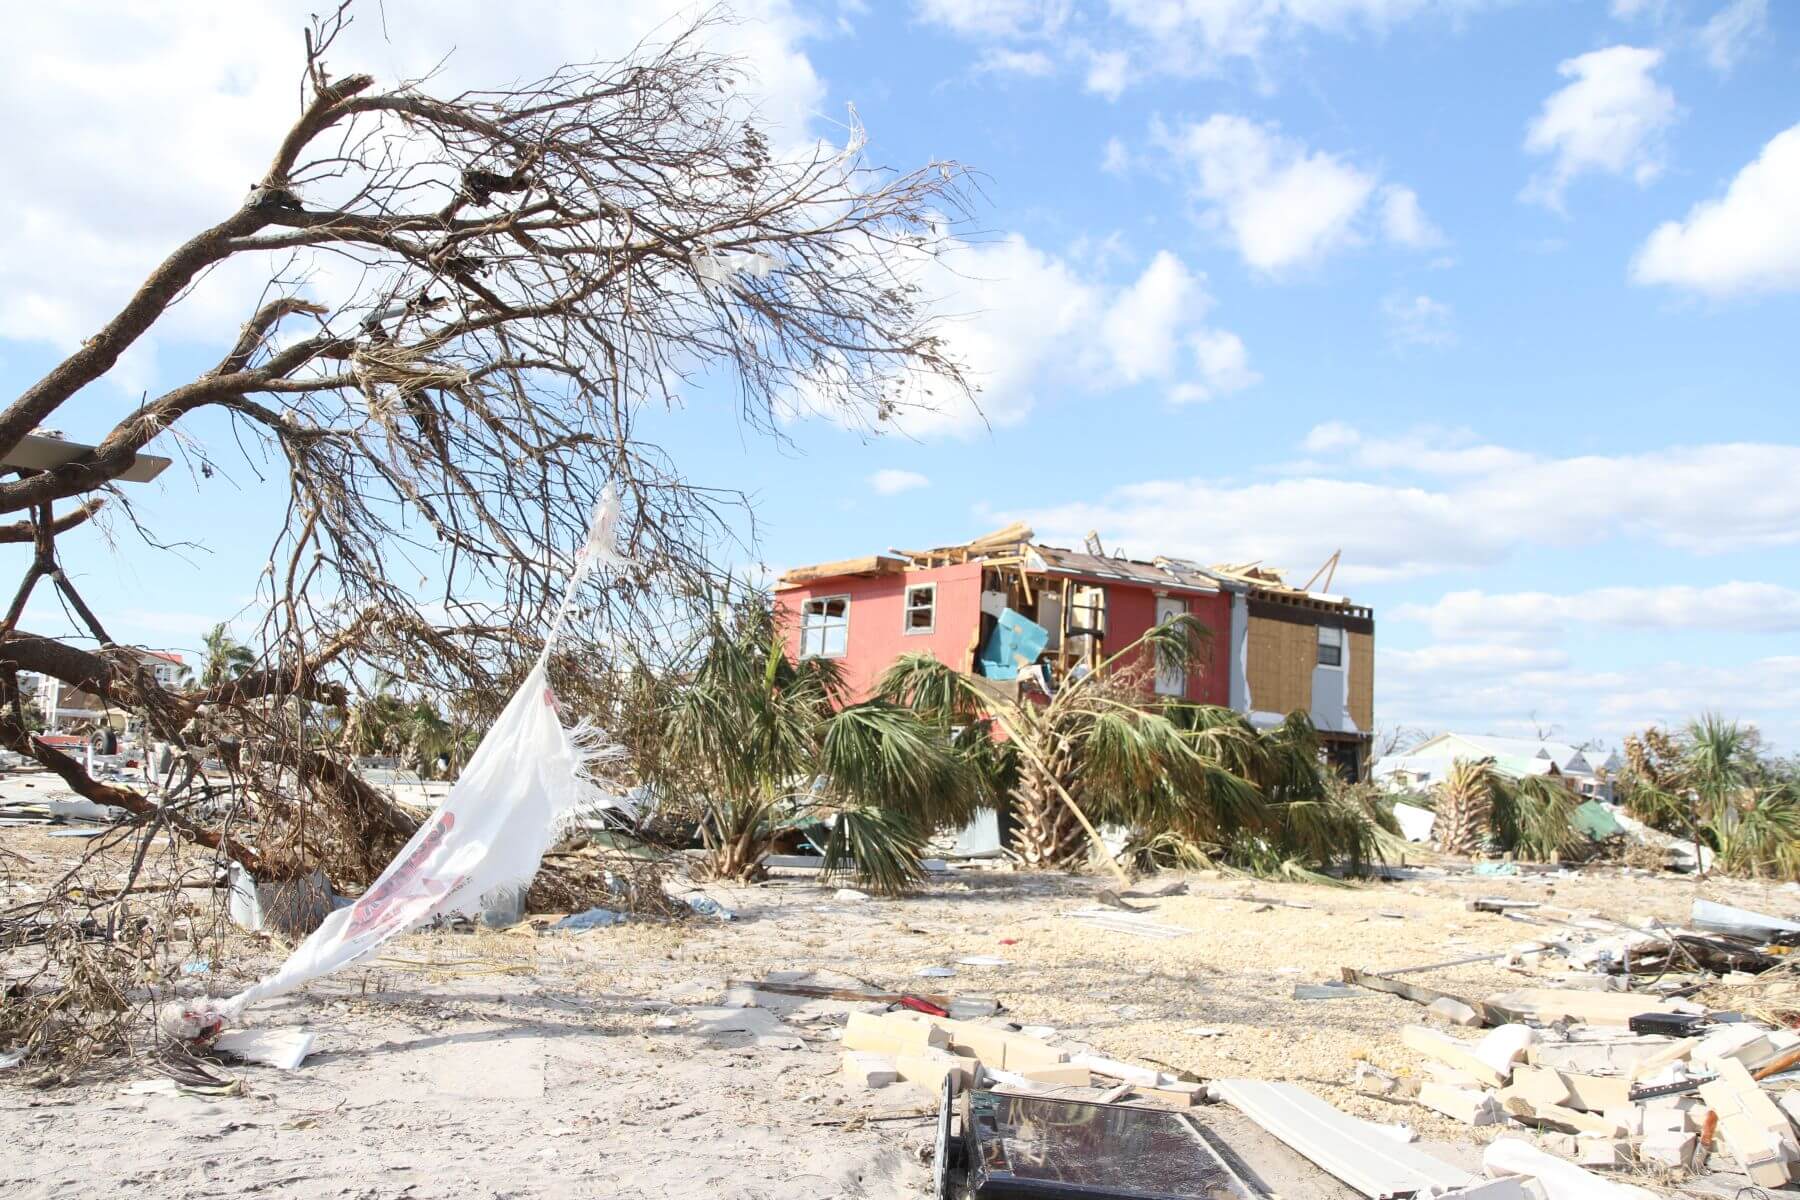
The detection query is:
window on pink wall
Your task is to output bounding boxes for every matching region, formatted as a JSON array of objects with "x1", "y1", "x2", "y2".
[
  {"x1": 903, "y1": 583, "x2": 936, "y2": 634},
  {"x1": 800, "y1": 595, "x2": 850, "y2": 658}
]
